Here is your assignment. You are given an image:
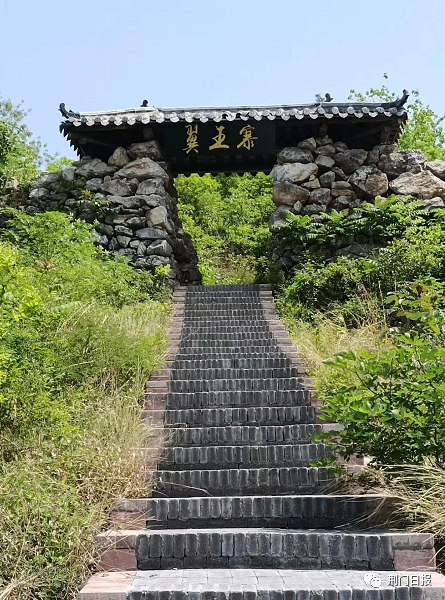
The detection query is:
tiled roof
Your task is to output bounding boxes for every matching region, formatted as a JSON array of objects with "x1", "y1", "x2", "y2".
[{"x1": 59, "y1": 101, "x2": 407, "y2": 128}]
